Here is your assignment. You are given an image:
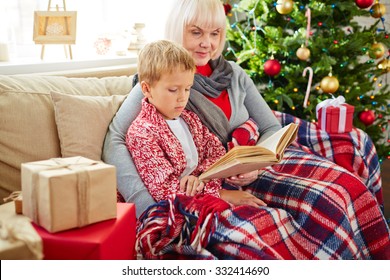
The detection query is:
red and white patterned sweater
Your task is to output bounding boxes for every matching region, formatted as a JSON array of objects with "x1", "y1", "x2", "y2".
[{"x1": 126, "y1": 99, "x2": 226, "y2": 202}]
